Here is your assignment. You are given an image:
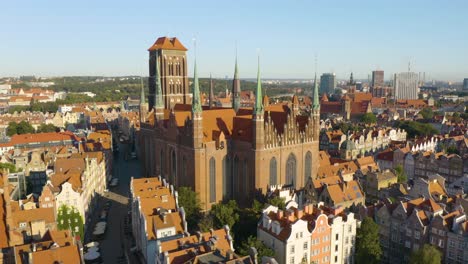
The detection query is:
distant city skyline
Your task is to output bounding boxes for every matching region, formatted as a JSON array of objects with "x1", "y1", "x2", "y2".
[{"x1": 1, "y1": 0, "x2": 467, "y2": 81}]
